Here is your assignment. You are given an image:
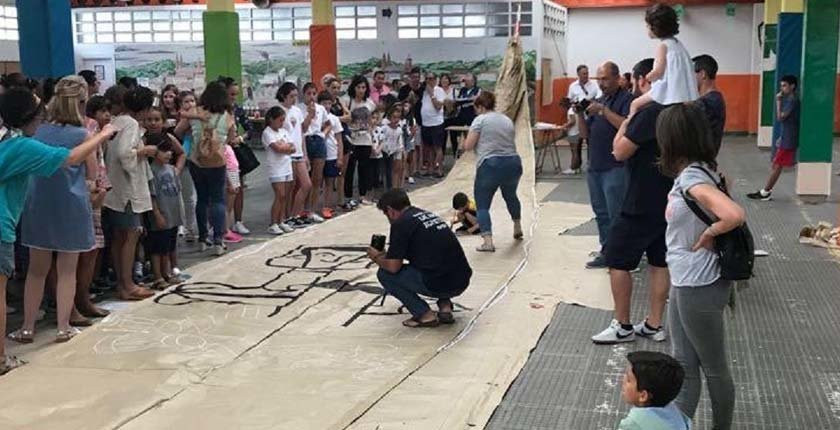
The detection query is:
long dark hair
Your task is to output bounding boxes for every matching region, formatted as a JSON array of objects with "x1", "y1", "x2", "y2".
[
  {"x1": 349, "y1": 75, "x2": 370, "y2": 101},
  {"x1": 276, "y1": 82, "x2": 298, "y2": 105},
  {"x1": 656, "y1": 103, "x2": 718, "y2": 178},
  {"x1": 199, "y1": 81, "x2": 231, "y2": 114}
]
